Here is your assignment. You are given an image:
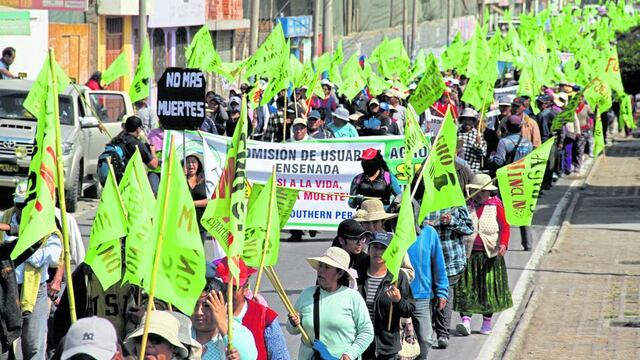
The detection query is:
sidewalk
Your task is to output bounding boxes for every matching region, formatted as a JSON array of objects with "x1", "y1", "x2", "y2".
[{"x1": 510, "y1": 138, "x2": 640, "y2": 359}]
